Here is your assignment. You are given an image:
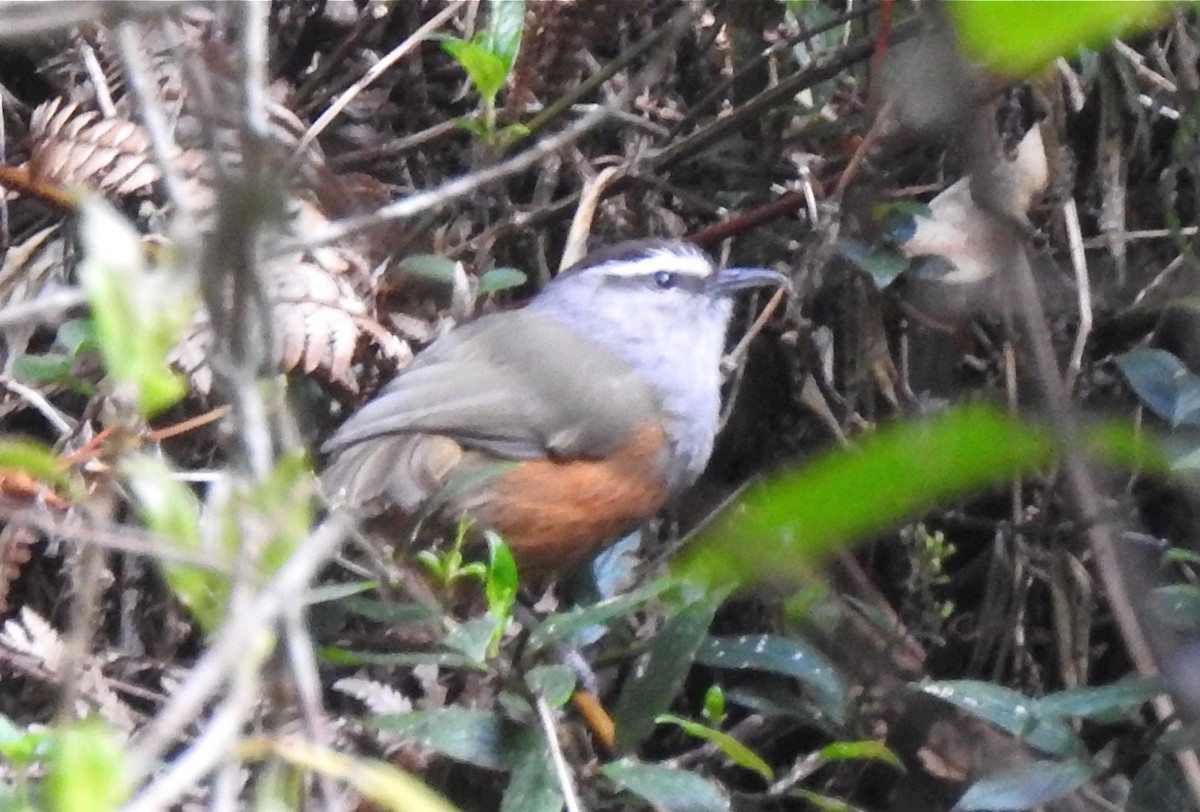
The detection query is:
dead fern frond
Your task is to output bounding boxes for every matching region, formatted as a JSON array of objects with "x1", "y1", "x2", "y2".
[{"x1": 26, "y1": 98, "x2": 161, "y2": 198}]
